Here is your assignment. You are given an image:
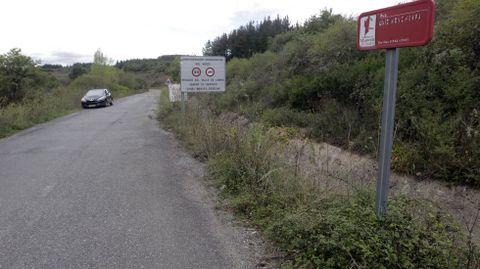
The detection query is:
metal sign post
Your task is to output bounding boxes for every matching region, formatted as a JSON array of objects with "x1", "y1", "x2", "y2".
[
  {"x1": 357, "y1": 0, "x2": 435, "y2": 216},
  {"x1": 375, "y1": 48, "x2": 399, "y2": 216}
]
